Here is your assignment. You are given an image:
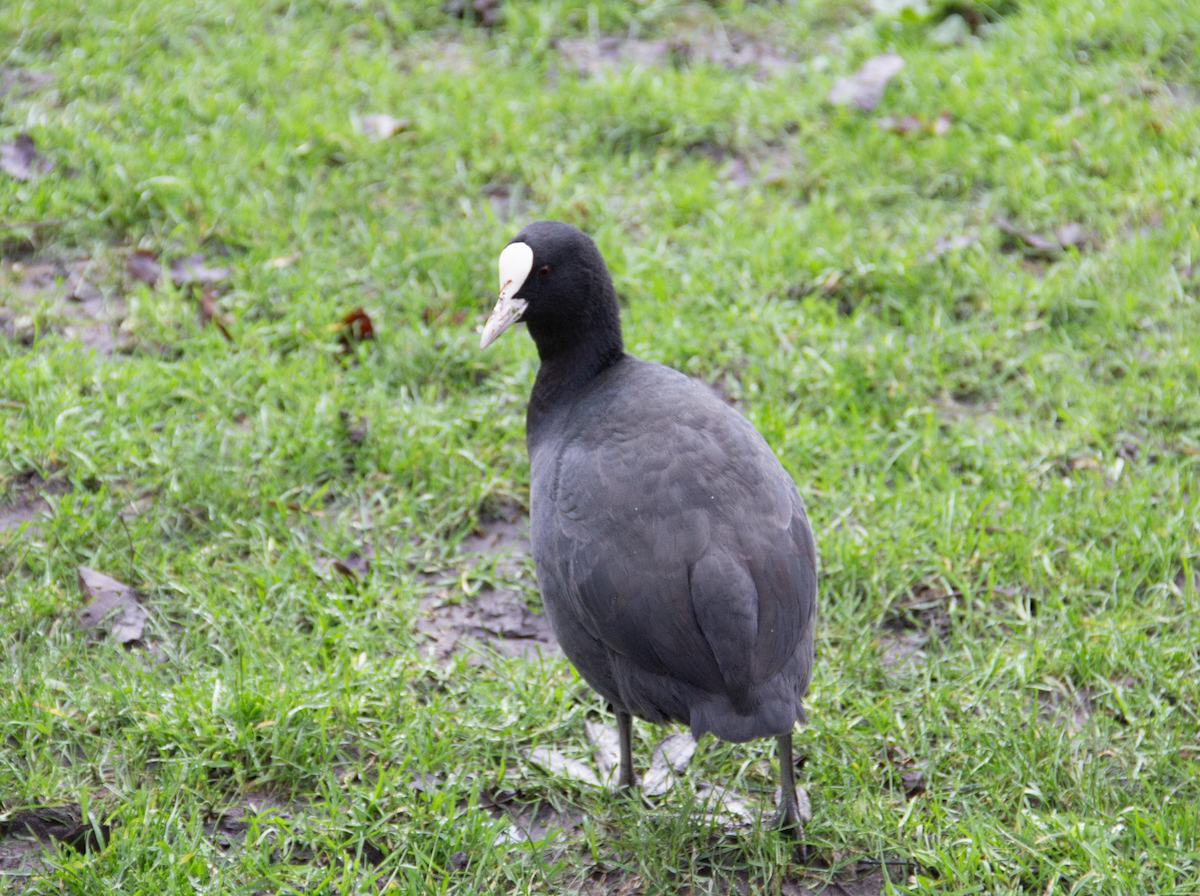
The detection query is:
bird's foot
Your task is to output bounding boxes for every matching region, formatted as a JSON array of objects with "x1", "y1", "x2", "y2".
[{"x1": 772, "y1": 793, "x2": 806, "y2": 848}]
